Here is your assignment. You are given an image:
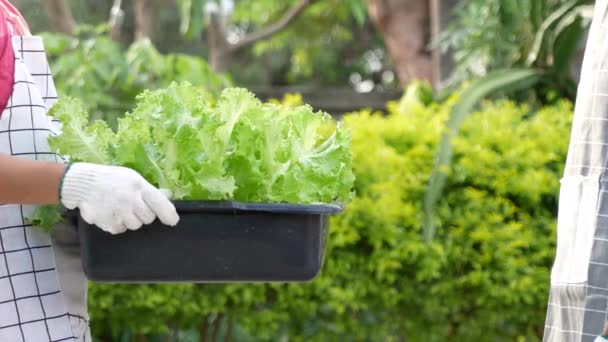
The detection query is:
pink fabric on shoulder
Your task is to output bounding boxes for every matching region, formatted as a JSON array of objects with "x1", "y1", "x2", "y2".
[
  {"x1": 0, "y1": 8, "x2": 14, "y2": 115},
  {"x1": 0, "y1": 0, "x2": 30, "y2": 36}
]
